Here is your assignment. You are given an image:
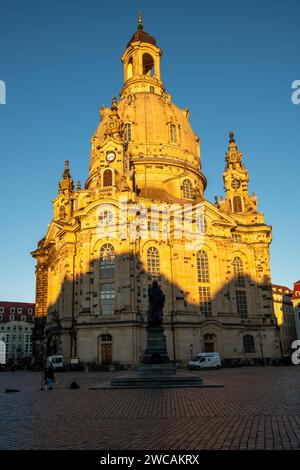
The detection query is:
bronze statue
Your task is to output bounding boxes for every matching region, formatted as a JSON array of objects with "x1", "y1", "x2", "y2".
[{"x1": 148, "y1": 281, "x2": 165, "y2": 327}]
